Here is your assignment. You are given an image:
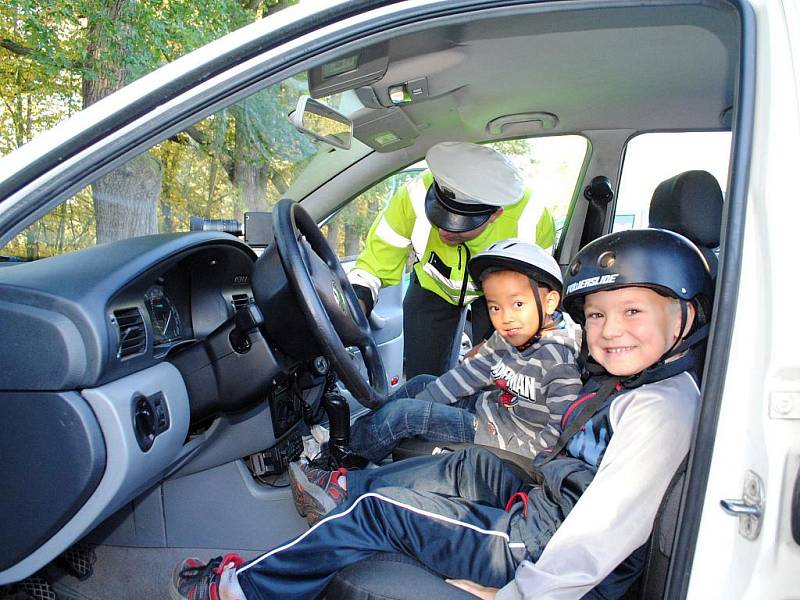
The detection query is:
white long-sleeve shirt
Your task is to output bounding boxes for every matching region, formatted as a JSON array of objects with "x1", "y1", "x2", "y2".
[{"x1": 496, "y1": 371, "x2": 700, "y2": 600}]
